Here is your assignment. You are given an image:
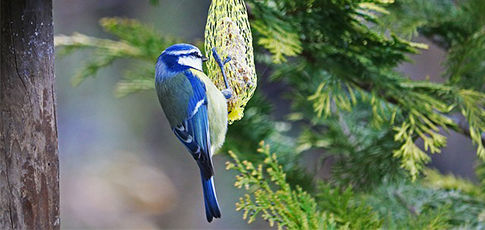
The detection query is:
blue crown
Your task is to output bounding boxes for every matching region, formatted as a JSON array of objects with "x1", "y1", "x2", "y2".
[
  {"x1": 156, "y1": 44, "x2": 203, "y2": 81},
  {"x1": 164, "y1": 43, "x2": 199, "y2": 54}
]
